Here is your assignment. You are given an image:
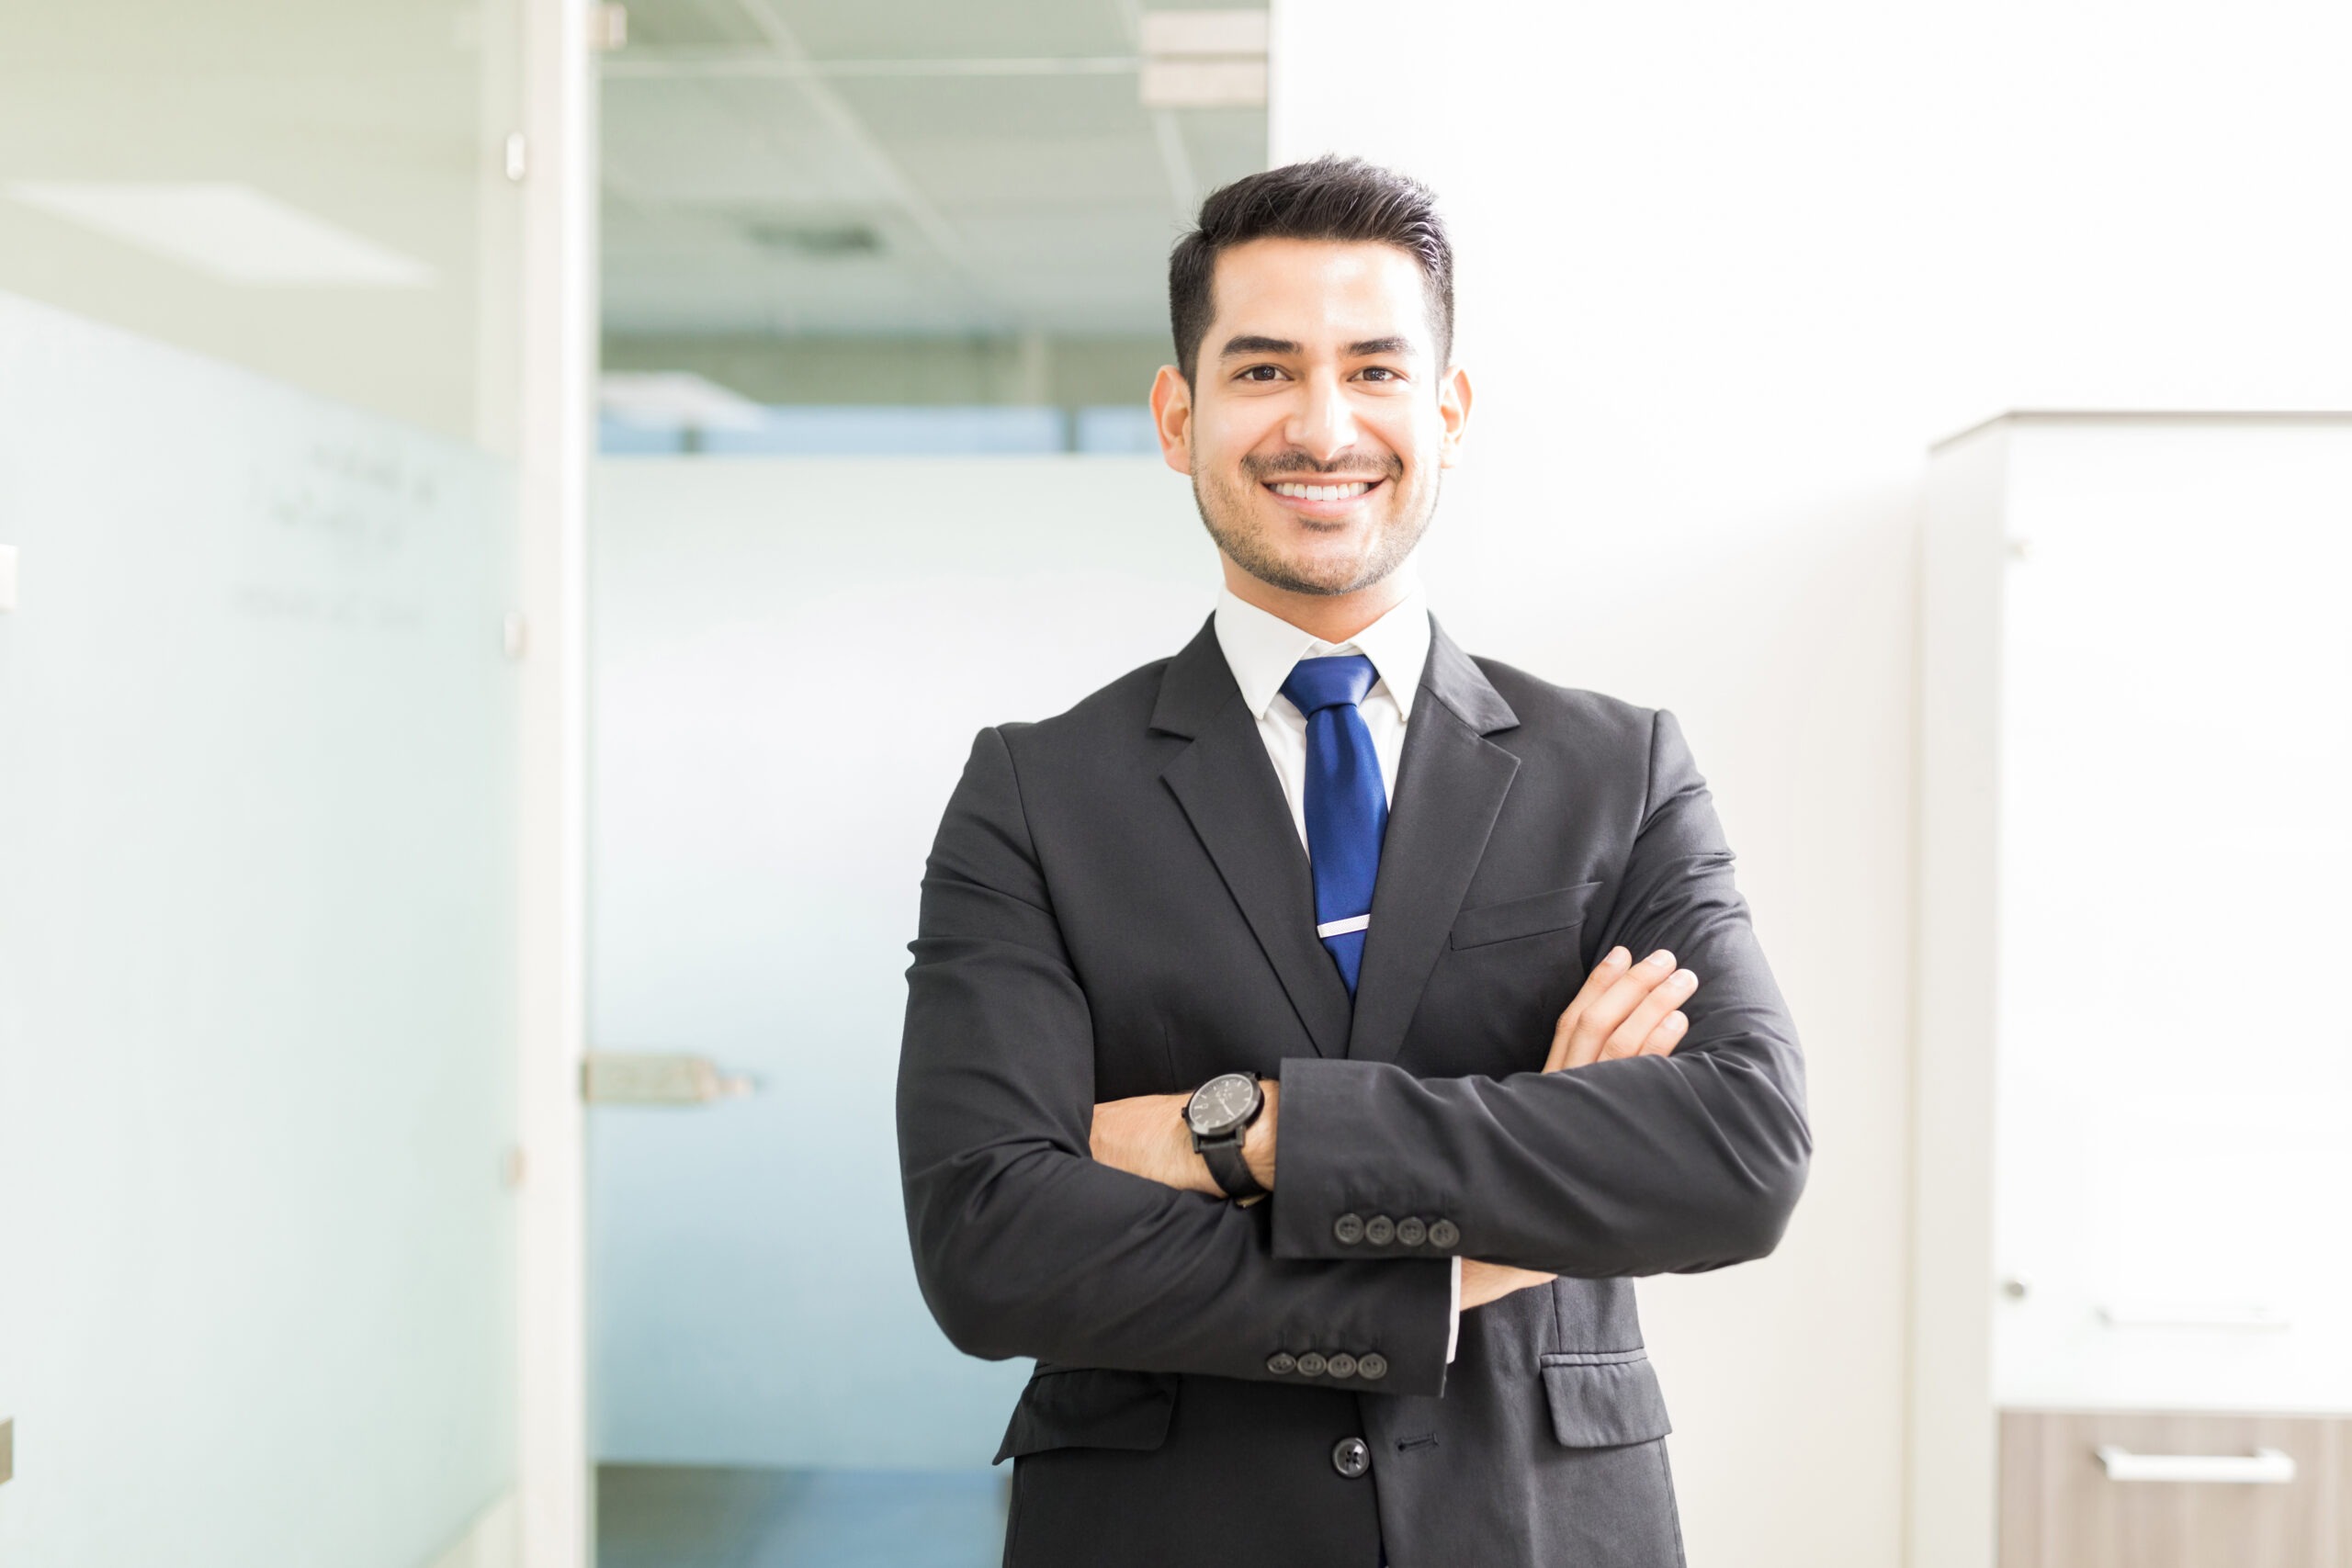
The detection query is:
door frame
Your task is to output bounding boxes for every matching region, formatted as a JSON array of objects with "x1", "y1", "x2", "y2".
[{"x1": 515, "y1": 0, "x2": 596, "y2": 1562}]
